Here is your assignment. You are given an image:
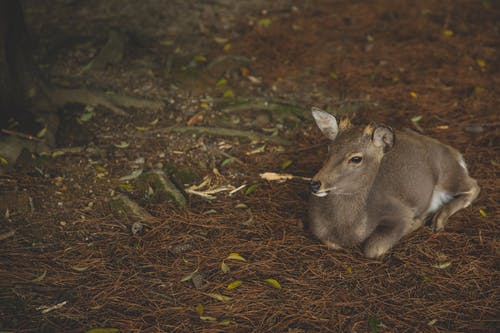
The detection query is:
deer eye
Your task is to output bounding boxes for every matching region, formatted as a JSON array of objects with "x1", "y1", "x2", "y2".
[{"x1": 349, "y1": 156, "x2": 363, "y2": 164}]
